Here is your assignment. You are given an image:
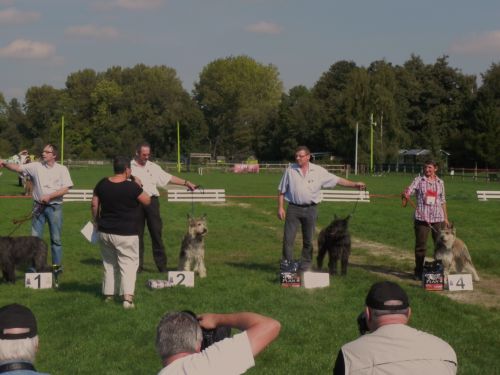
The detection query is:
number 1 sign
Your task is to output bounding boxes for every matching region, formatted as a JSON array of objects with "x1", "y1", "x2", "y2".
[{"x1": 25, "y1": 272, "x2": 53, "y2": 289}]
